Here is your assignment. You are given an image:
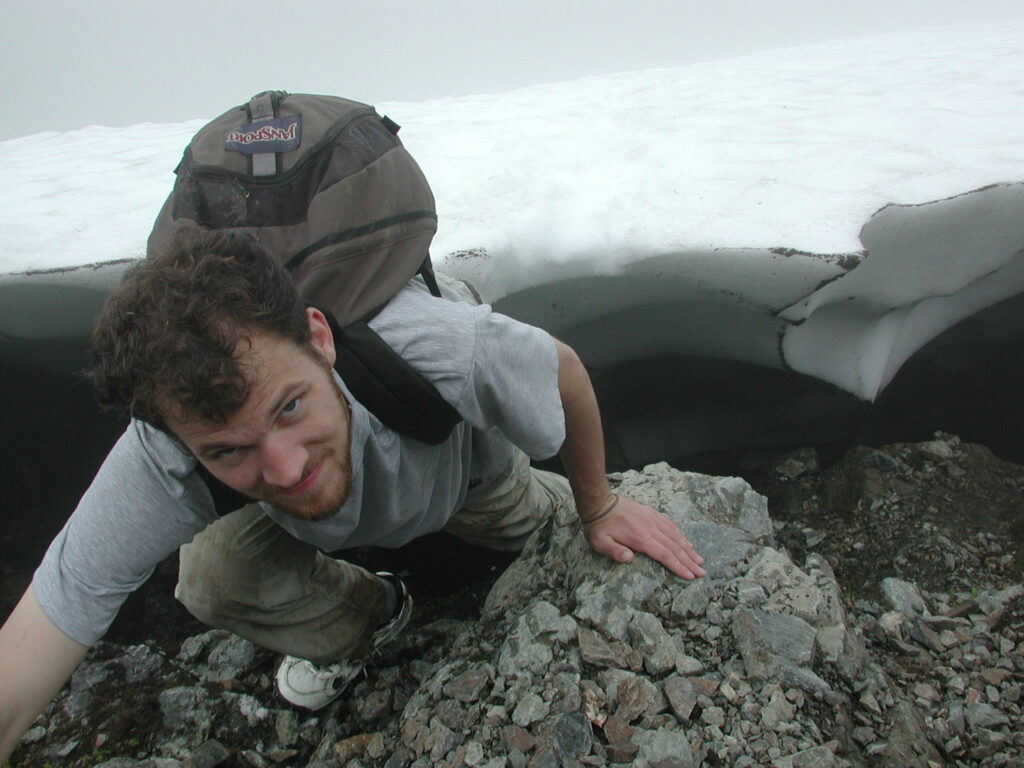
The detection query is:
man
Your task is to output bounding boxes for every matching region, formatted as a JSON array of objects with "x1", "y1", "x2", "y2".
[{"x1": 0, "y1": 229, "x2": 703, "y2": 758}]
